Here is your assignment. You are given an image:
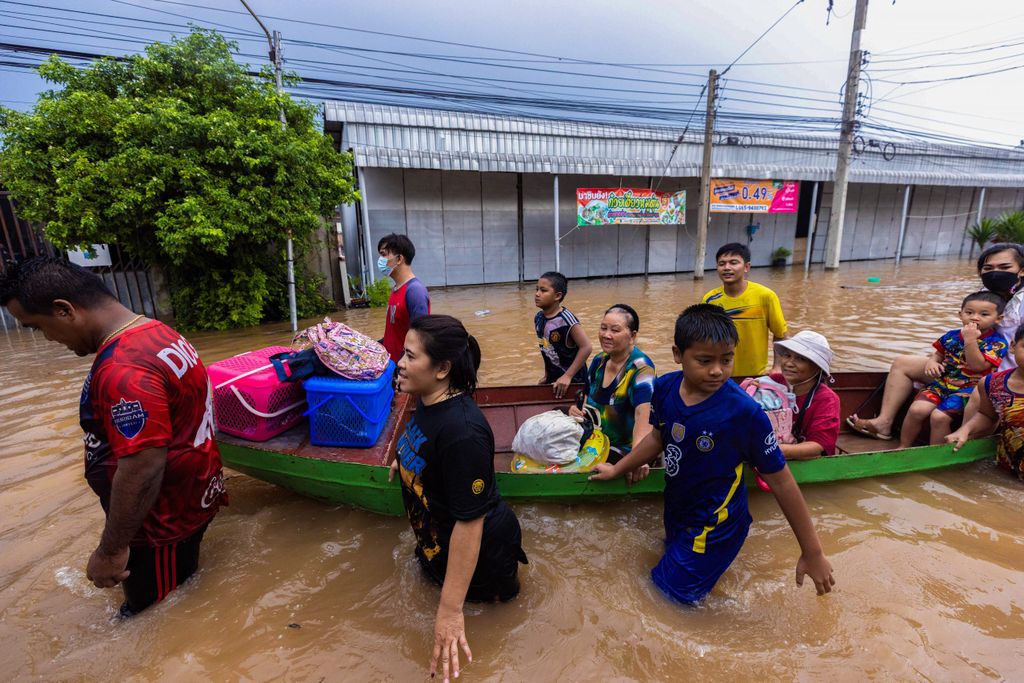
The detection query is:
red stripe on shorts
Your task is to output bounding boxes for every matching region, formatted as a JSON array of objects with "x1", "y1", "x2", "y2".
[
  {"x1": 155, "y1": 547, "x2": 164, "y2": 601},
  {"x1": 170, "y1": 544, "x2": 177, "y2": 590}
]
